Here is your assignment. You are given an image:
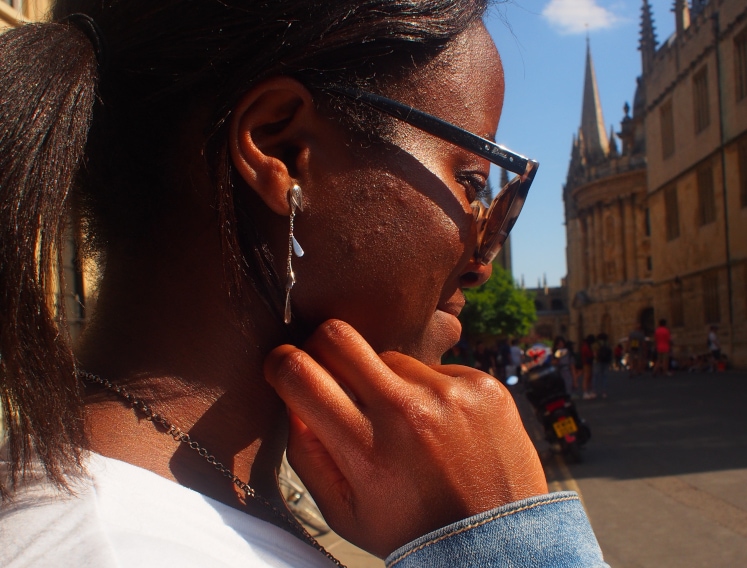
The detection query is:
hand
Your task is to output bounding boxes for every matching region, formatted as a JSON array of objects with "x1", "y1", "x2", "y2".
[{"x1": 264, "y1": 320, "x2": 547, "y2": 558}]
